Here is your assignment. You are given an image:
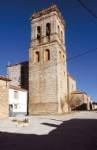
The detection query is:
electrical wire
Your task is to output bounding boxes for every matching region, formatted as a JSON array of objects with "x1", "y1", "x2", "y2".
[
  {"x1": 67, "y1": 47, "x2": 97, "y2": 62},
  {"x1": 77, "y1": 0, "x2": 97, "y2": 20}
]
